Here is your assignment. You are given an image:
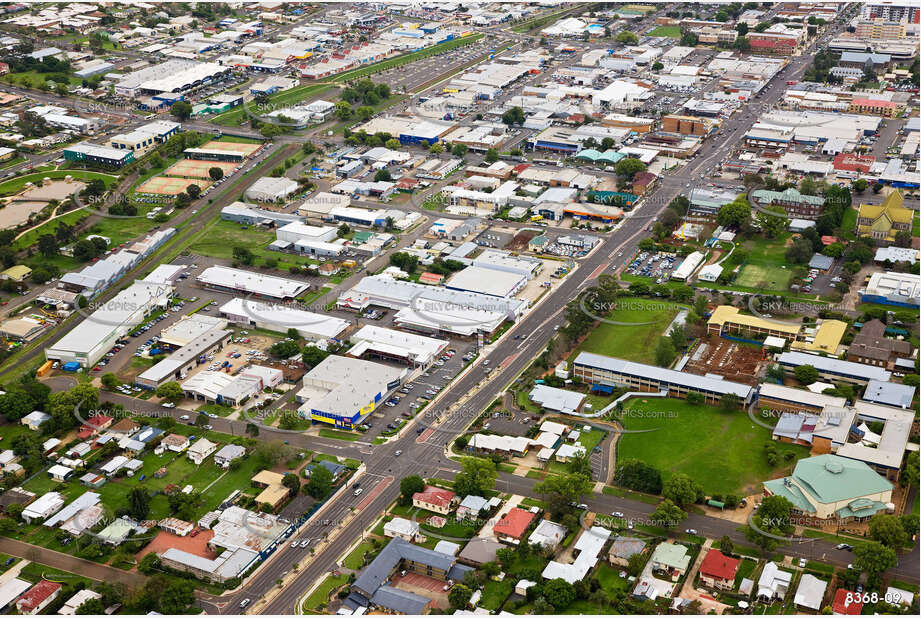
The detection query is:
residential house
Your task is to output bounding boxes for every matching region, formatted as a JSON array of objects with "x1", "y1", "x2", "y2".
[
  {"x1": 20, "y1": 411, "x2": 51, "y2": 431},
  {"x1": 22, "y1": 492, "x2": 65, "y2": 523},
  {"x1": 161, "y1": 433, "x2": 191, "y2": 453},
  {"x1": 58, "y1": 589, "x2": 102, "y2": 615},
  {"x1": 794, "y1": 573, "x2": 827, "y2": 611},
  {"x1": 608, "y1": 536, "x2": 647, "y2": 567},
  {"x1": 456, "y1": 495, "x2": 489, "y2": 520},
  {"x1": 213, "y1": 444, "x2": 246, "y2": 468},
  {"x1": 383, "y1": 517, "x2": 420, "y2": 542},
  {"x1": 187, "y1": 438, "x2": 217, "y2": 465},
  {"x1": 412, "y1": 485, "x2": 457, "y2": 515},
  {"x1": 494, "y1": 508, "x2": 536, "y2": 545},
  {"x1": 528, "y1": 519, "x2": 567, "y2": 550},
  {"x1": 832, "y1": 588, "x2": 863, "y2": 615},
  {"x1": 16, "y1": 580, "x2": 61, "y2": 615},
  {"x1": 650, "y1": 542, "x2": 690, "y2": 581},
  {"x1": 698, "y1": 549, "x2": 740, "y2": 591},
  {"x1": 856, "y1": 191, "x2": 912, "y2": 245},
  {"x1": 757, "y1": 562, "x2": 793, "y2": 601},
  {"x1": 251, "y1": 470, "x2": 290, "y2": 511}
]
